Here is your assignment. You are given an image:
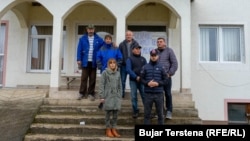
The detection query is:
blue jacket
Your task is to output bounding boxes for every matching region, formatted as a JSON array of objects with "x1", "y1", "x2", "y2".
[
  {"x1": 140, "y1": 61, "x2": 167, "y2": 94},
  {"x1": 96, "y1": 43, "x2": 123, "y2": 73},
  {"x1": 77, "y1": 33, "x2": 104, "y2": 68}
]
